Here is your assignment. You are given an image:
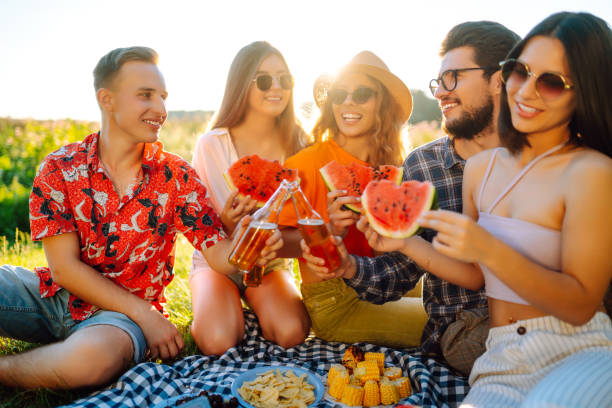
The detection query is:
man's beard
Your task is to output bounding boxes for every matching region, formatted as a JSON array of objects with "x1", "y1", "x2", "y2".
[{"x1": 442, "y1": 94, "x2": 494, "y2": 140}]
